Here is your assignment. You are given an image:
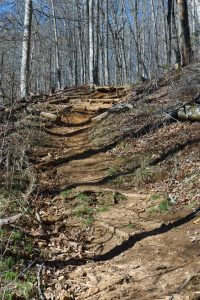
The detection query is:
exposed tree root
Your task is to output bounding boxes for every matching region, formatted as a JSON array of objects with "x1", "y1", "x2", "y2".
[
  {"x1": 36, "y1": 141, "x2": 118, "y2": 170},
  {"x1": 175, "y1": 273, "x2": 200, "y2": 293},
  {"x1": 96, "y1": 221, "x2": 130, "y2": 240}
]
